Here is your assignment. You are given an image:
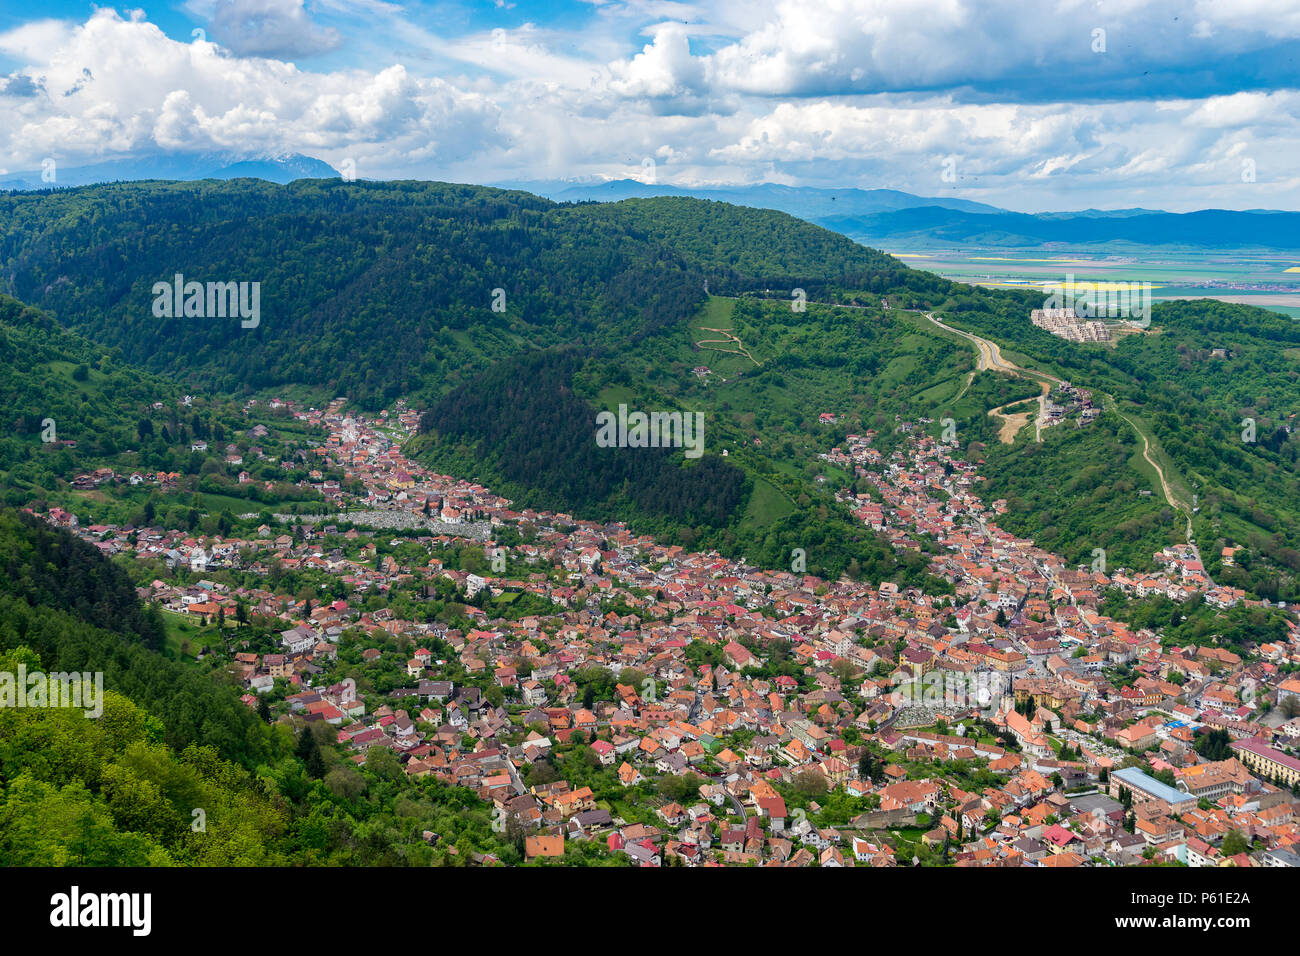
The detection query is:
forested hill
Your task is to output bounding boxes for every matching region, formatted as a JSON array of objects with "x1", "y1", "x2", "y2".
[
  {"x1": 0, "y1": 508, "x2": 279, "y2": 765},
  {"x1": 421, "y1": 349, "x2": 747, "y2": 528},
  {"x1": 0, "y1": 180, "x2": 707, "y2": 406},
  {"x1": 0, "y1": 180, "x2": 955, "y2": 409},
  {"x1": 0, "y1": 294, "x2": 176, "y2": 500},
  {"x1": 0, "y1": 507, "x2": 162, "y2": 649},
  {"x1": 569, "y1": 196, "x2": 939, "y2": 297}
]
